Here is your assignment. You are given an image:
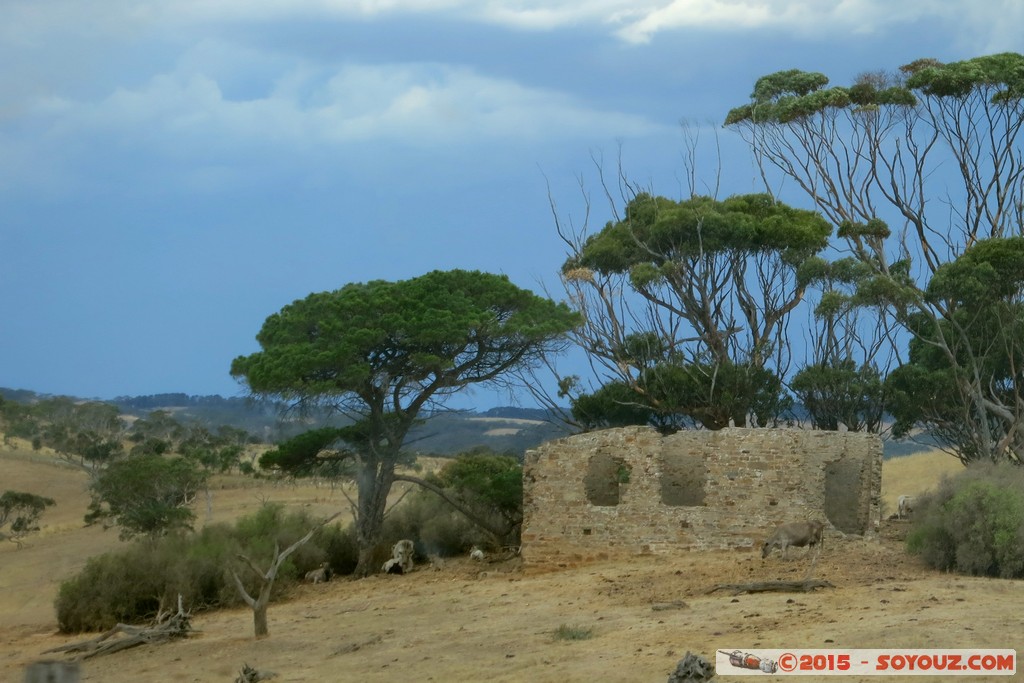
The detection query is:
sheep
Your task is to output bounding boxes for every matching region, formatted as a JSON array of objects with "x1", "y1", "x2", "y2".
[
  {"x1": 897, "y1": 495, "x2": 914, "y2": 520},
  {"x1": 381, "y1": 539, "x2": 415, "y2": 575},
  {"x1": 761, "y1": 520, "x2": 824, "y2": 560},
  {"x1": 469, "y1": 546, "x2": 485, "y2": 561},
  {"x1": 305, "y1": 562, "x2": 331, "y2": 584}
]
